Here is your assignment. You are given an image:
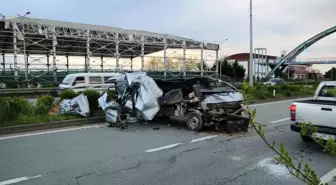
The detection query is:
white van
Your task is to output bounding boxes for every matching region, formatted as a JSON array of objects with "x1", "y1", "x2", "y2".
[{"x1": 57, "y1": 73, "x2": 122, "y2": 95}]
